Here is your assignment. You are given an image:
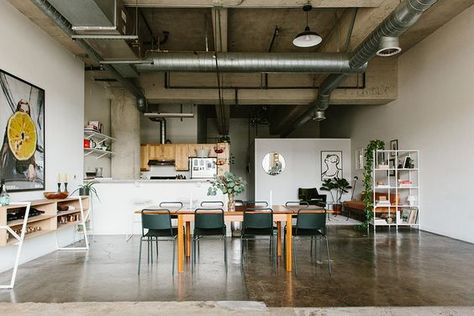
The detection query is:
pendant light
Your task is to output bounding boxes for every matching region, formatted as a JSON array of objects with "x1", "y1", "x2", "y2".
[{"x1": 293, "y1": 4, "x2": 322, "y2": 48}]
